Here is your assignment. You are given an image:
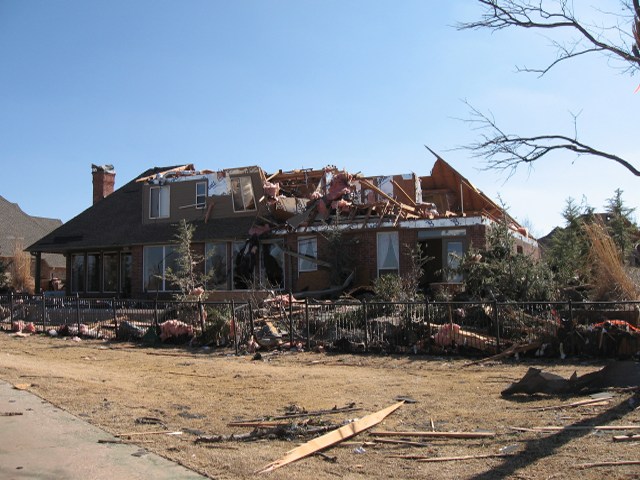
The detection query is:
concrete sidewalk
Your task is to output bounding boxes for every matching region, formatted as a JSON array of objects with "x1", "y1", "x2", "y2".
[{"x1": 0, "y1": 380, "x2": 207, "y2": 480}]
